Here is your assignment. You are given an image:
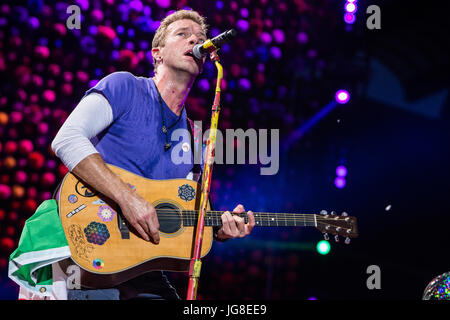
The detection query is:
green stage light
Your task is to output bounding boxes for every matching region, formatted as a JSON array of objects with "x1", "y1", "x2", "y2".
[{"x1": 316, "y1": 240, "x2": 331, "y2": 255}]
